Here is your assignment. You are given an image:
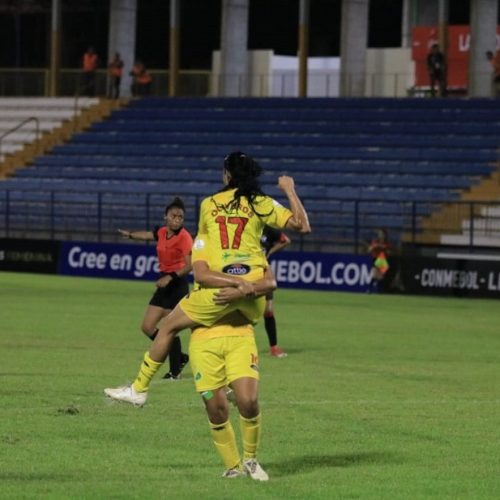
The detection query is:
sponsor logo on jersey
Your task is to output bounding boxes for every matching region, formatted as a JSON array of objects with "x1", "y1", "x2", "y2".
[
  {"x1": 193, "y1": 238, "x2": 206, "y2": 250},
  {"x1": 223, "y1": 263, "x2": 251, "y2": 275},
  {"x1": 221, "y1": 252, "x2": 251, "y2": 262}
]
